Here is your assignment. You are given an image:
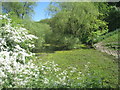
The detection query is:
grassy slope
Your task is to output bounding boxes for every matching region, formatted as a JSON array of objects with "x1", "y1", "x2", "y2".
[
  {"x1": 102, "y1": 33, "x2": 118, "y2": 43},
  {"x1": 101, "y1": 30, "x2": 119, "y2": 50},
  {"x1": 35, "y1": 49, "x2": 118, "y2": 87},
  {"x1": 96, "y1": 29, "x2": 119, "y2": 43}
]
